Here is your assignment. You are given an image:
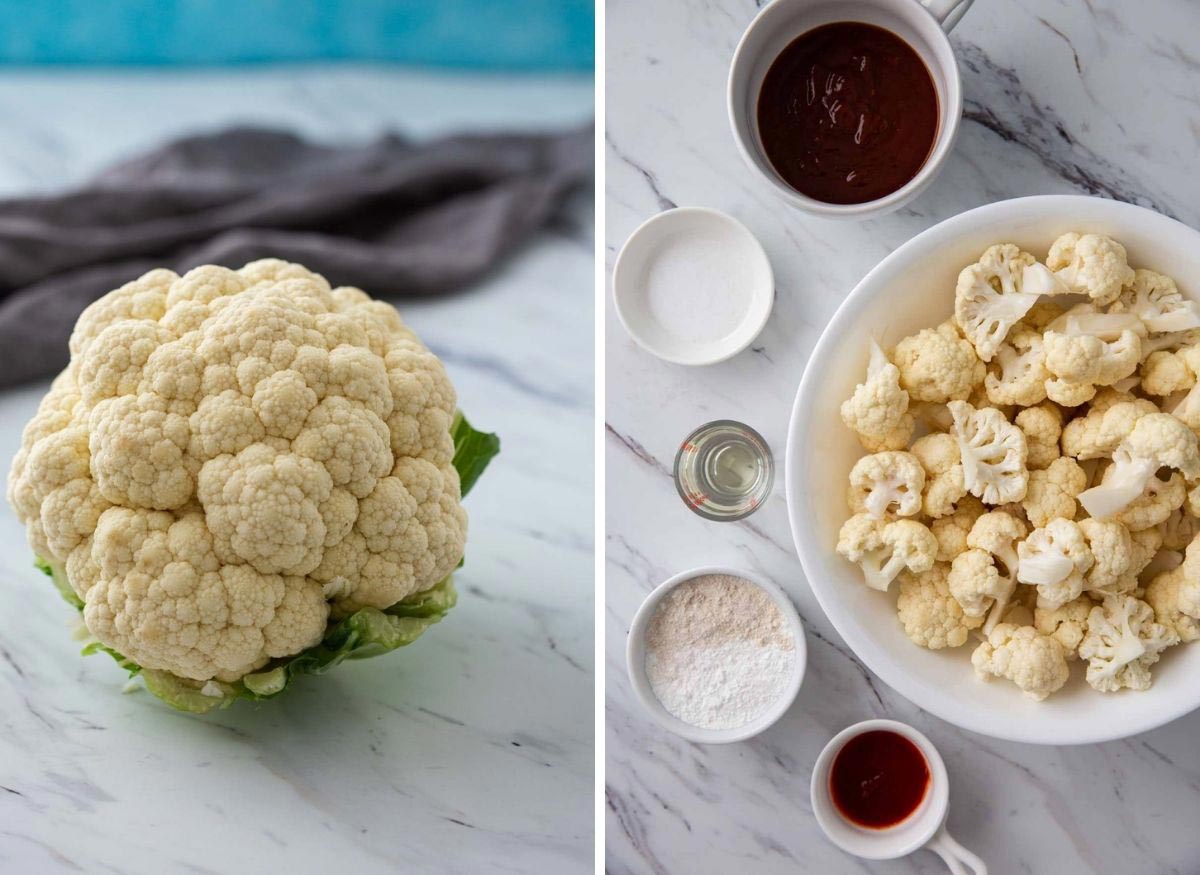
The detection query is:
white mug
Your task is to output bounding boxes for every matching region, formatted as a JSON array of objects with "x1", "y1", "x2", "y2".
[
  {"x1": 727, "y1": 0, "x2": 975, "y2": 219},
  {"x1": 811, "y1": 719, "x2": 987, "y2": 874}
]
